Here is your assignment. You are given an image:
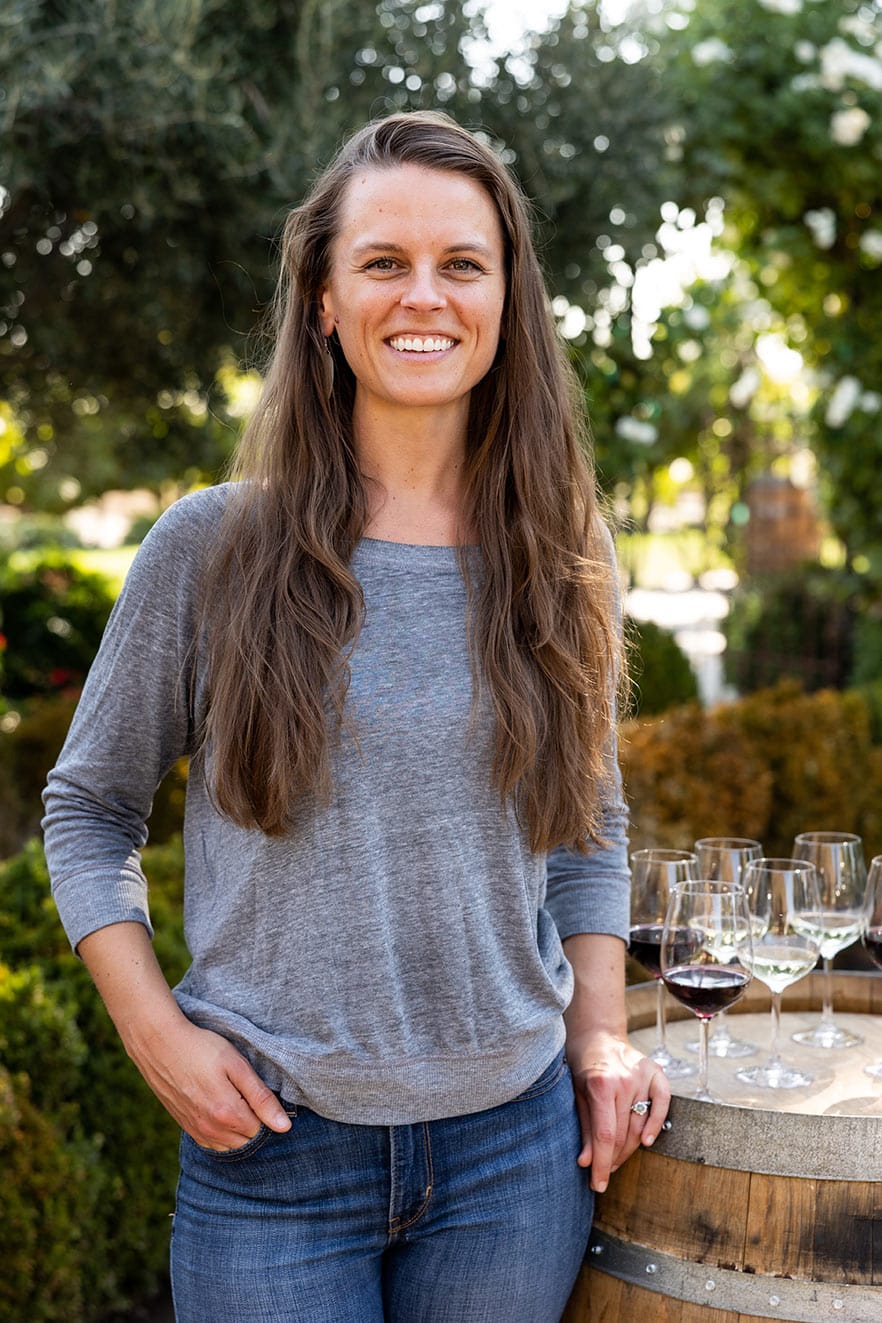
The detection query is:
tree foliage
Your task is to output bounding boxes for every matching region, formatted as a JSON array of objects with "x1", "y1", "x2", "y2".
[{"x1": 656, "y1": 0, "x2": 882, "y2": 575}]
